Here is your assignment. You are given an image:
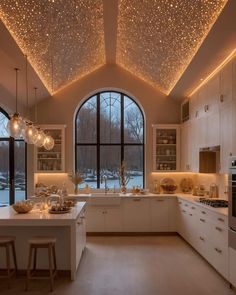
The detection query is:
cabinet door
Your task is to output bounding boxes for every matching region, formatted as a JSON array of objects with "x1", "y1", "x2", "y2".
[
  {"x1": 229, "y1": 247, "x2": 236, "y2": 287},
  {"x1": 104, "y1": 207, "x2": 123, "y2": 232},
  {"x1": 150, "y1": 199, "x2": 169, "y2": 232},
  {"x1": 123, "y1": 198, "x2": 150, "y2": 232},
  {"x1": 219, "y1": 60, "x2": 233, "y2": 108},
  {"x1": 206, "y1": 111, "x2": 220, "y2": 147},
  {"x1": 220, "y1": 102, "x2": 233, "y2": 173},
  {"x1": 168, "y1": 198, "x2": 177, "y2": 231},
  {"x1": 180, "y1": 123, "x2": 189, "y2": 171},
  {"x1": 190, "y1": 119, "x2": 199, "y2": 172},
  {"x1": 85, "y1": 207, "x2": 105, "y2": 232},
  {"x1": 76, "y1": 217, "x2": 84, "y2": 266}
]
